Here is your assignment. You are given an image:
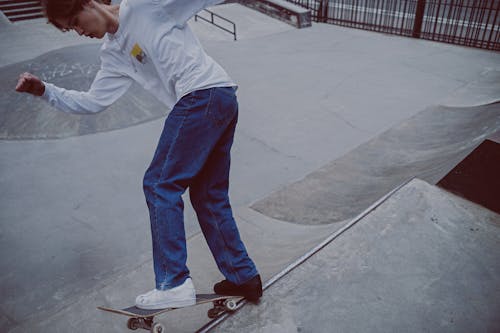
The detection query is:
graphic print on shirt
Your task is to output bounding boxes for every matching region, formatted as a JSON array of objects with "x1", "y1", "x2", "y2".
[
  {"x1": 128, "y1": 42, "x2": 162, "y2": 91},
  {"x1": 130, "y1": 43, "x2": 147, "y2": 64}
]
